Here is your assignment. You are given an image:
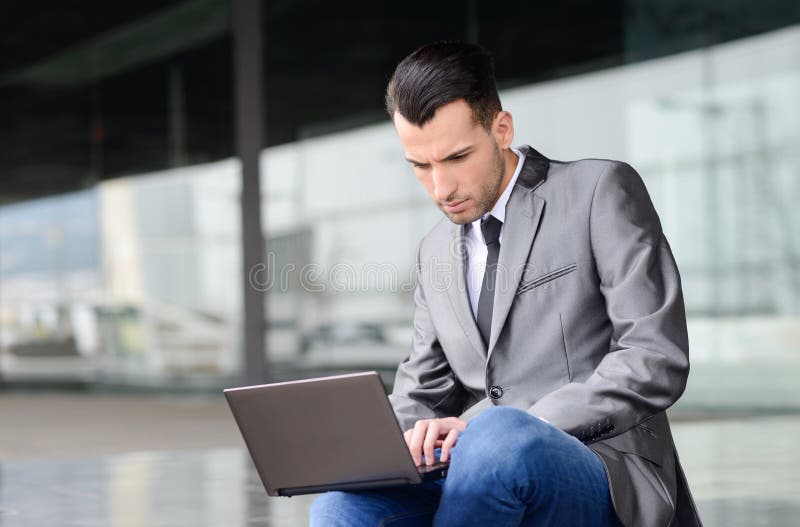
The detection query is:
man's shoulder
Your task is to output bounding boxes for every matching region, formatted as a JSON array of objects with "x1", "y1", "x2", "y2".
[
  {"x1": 542, "y1": 156, "x2": 645, "y2": 203},
  {"x1": 546, "y1": 156, "x2": 630, "y2": 184}
]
